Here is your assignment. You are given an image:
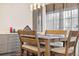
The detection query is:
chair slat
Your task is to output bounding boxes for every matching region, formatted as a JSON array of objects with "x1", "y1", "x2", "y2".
[
  {"x1": 21, "y1": 37, "x2": 37, "y2": 43},
  {"x1": 70, "y1": 31, "x2": 79, "y2": 37},
  {"x1": 69, "y1": 41, "x2": 76, "y2": 48},
  {"x1": 68, "y1": 52, "x2": 74, "y2": 56},
  {"x1": 46, "y1": 30, "x2": 66, "y2": 35}
]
